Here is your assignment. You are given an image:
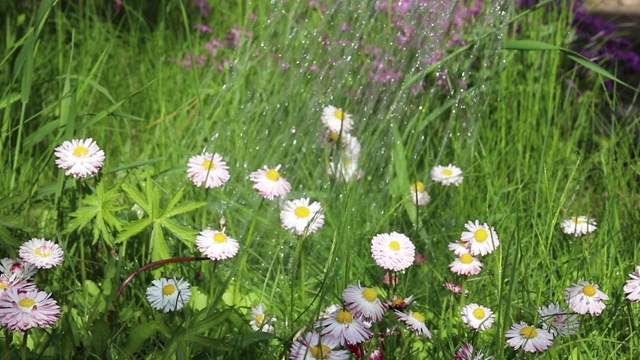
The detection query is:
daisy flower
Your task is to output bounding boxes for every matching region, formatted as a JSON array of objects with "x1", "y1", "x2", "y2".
[
  {"x1": 54, "y1": 138, "x2": 105, "y2": 178},
  {"x1": 443, "y1": 282, "x2": 467, "y2": 295},
  {"x1": 449, "y1": 253, "x2": 482, "y2": 276},
  {"x1": 623, "y1": 266, "x2": 640, "y2": 302},
  {"x1": 186, "y1": 152, "x2": 230, "y2": 188},
  {"x1": 560, "y1": 216, "x2": 597, "y2": 236},
  {"x1": 461, "y1": 304, "x2": 495, "y2": 331},
  {"x1": 249, "y1": 165, "x2": 291, "y2": 200},
  {"x1": 317, "y1": 308, "x2": 372, "y2": 346},
  {"x1": 146, "y1": 277, "x2": 191, "y2": 312},
  {"x1": 328, "y1": 157, "x2": 362, "y2": 182},
  {"x1": 321, "y1": 105, "x2": 353, "y2": 134},
  {"x1": 196, "y1": 229, "x2": 240, "y2": 261},
  {"x1": 383, "y1": 294, "x2": 415, "y2": 310},
  {"x1": 18, "y1": 238, "x2": 64, "y2": 269},
  {"x1": 564, "y1": 281, "x2": 608, "y2": 316},
  {"x1": 430, "y1": 164, "x2": 463, "y2": 186},
  {"x1": 249, "y1": 303, "x2": 275, "y2": 333},
  {"x1": 370, "y1": 232, "x2": 415, "y2": 272},
  {"x1": 0, "y1": 288, "x2": 60, "y2": 331},
  {"x1": 280, "y1": 198, "x2": 325, "y2": 235},
  {"x1": 290, "y1": 331, "x2": 350, "y2": 360},
  {"x1": 453, "y1": 343, "x2": 490, "y2": 360},
  {"x1": 537, "y1": 302, "x2": 579, "y2": 336},
  {"x1": 410, "y1": 182, "x2": 430, "y2": 206},
  {"x1": 505, "y1": 322, "x2": 553, "y2": 353},
  {"x1": 448, "y1": 240, "x2": 469, "y2": 256},
  {"x1": 460, "y1": 220, "x2": 499, "y2": 256},
  {"x1": 342, "y1": 284, "x2": 385, "y2": 322},
  {"x1": 395, "y1": 310, "x2": 433, "y2": 338},
  {"x1": 0, "y1": 258, "x2": 37, "y2": 279},
  {"x1": 0, "y1": 274, "x2": 37, "y2": 300},
  {"x1": 326, "y1": 132, "x2": 361, "y2": 159}
]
